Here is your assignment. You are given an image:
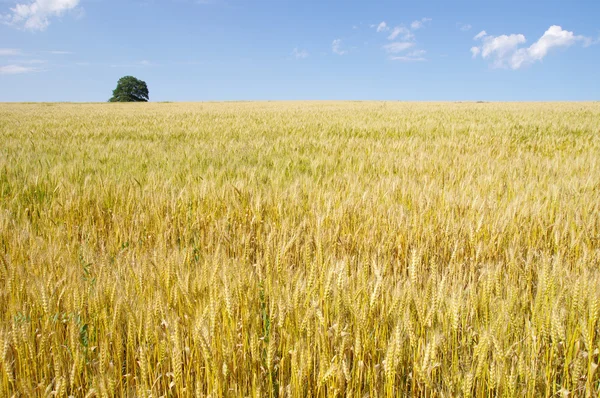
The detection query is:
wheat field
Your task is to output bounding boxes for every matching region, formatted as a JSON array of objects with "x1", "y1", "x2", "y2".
[{"x1": 0, "y1": 102, "x2": 599, "y2": 397}]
